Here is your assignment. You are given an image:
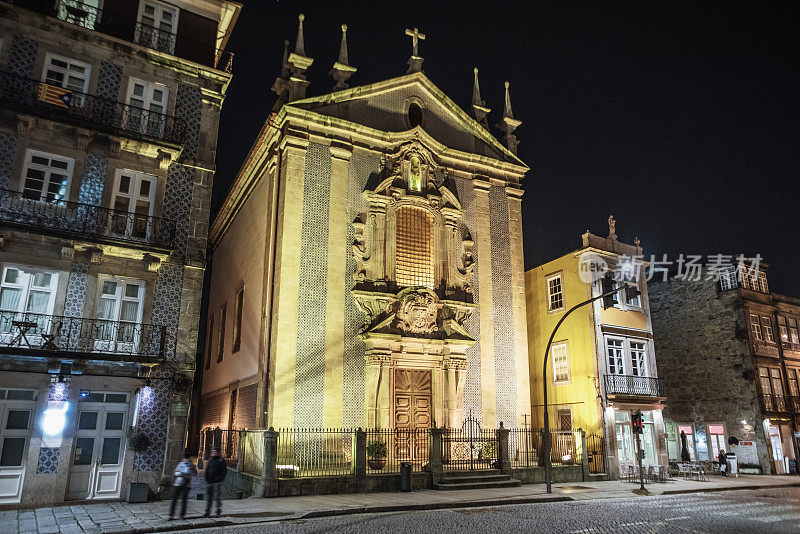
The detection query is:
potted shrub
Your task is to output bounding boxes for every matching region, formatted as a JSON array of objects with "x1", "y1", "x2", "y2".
[
  {"x1": 366, "y1": 440, "x2": 388, "y2": 470},
  {"x1": 126, "y1": 432, "x2": 151, "y2": 503}
]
